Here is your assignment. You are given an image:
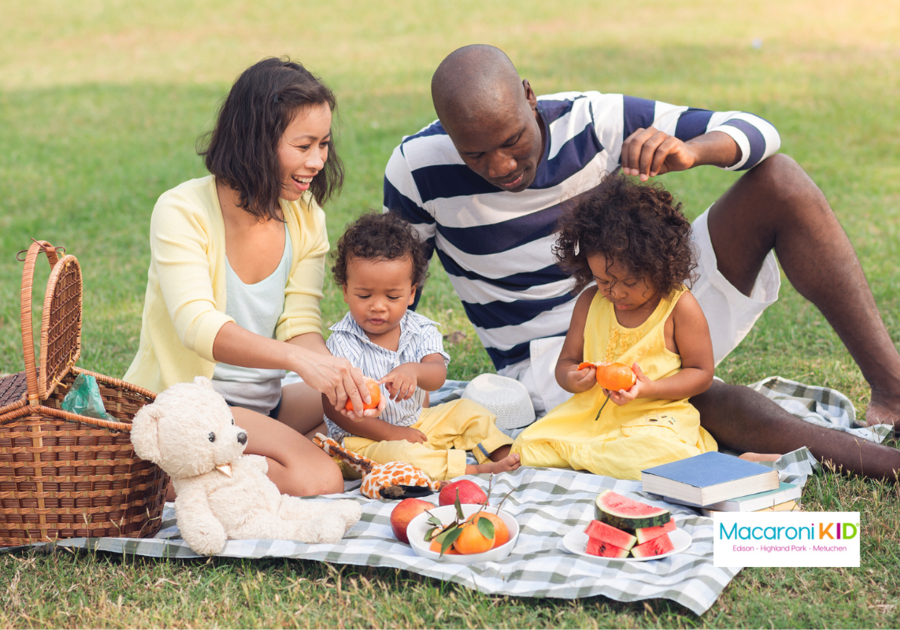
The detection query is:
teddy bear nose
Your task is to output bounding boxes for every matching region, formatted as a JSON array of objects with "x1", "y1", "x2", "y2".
[{"x1": 237, "y1": 432, "x2": 248, "y2": 445}]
